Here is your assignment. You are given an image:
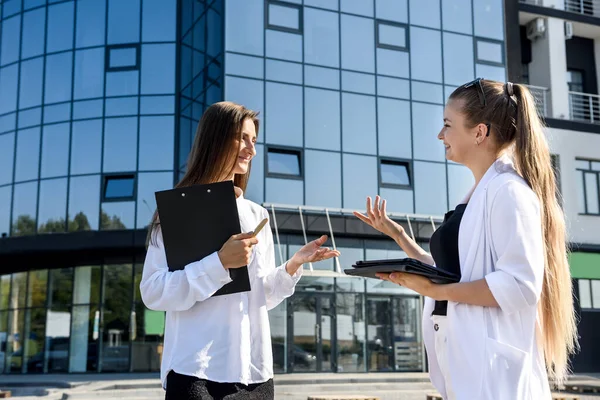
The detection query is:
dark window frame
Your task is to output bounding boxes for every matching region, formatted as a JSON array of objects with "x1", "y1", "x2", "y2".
[
  {"x1": 265, "y1": 146, "x2": 304, "y2": 180},
  {"x1": 265, "y1": 0, "x2": 303, "y2": 35},
  {"x1": 378, "y1": 158, "x2": 412, "y2": 190},
  {"x1": 567, "y1": 68, "x2": 585, "y2": 93},
  {"x1": 101, "y1": 173, "x2": 137, "y2": 202},
  {"x1": 105, "y1": 44, "x2": 141, "y2": 72},
  {"x1": 375, "y1": 20, "x2": 409, "y2": 52},
  {"x1": 577, "y1": 278, "x2": 600, "y2": 310},
  {"x1": 576, "y1": 158, "x2": 600, "y2": 216},
  {"x1": 474, "y1": 37, "x2": 505, "y2": 67}
]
